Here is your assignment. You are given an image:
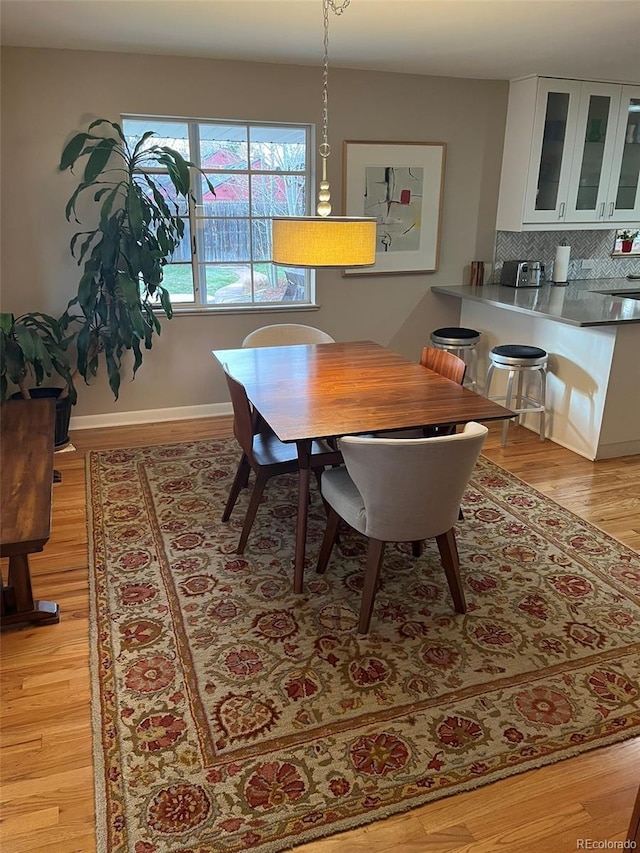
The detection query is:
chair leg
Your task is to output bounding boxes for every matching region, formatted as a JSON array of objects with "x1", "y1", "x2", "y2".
[
  {"x1": 436, "y1": 528, "x2": 466, "y2": 614},
  {"x1": 316, "y1": 507, "x2": 341, "y2": 574},
  {"x1": 411, "y1": 541, "x2": 423, "y2": 557},
  {"x1": 236, "y1": 469, "x2": 270, "y2": 555},
  {"x1": 222, "y1": 454, "x2": 251, "y2": 521},
  {"x1": 358, "y1": 539, "x2": 386, "y2": 634}
]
